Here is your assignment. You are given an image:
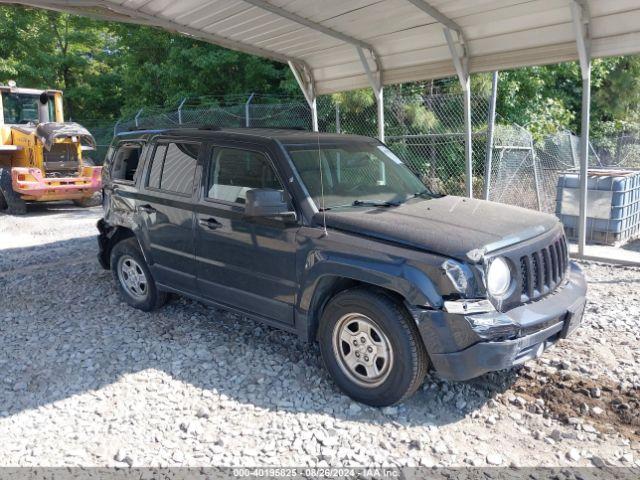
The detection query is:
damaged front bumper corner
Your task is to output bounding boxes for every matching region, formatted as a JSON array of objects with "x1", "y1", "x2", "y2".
[{"x1": 416, "y1": 262, "x2": 587, "y2": 381}]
